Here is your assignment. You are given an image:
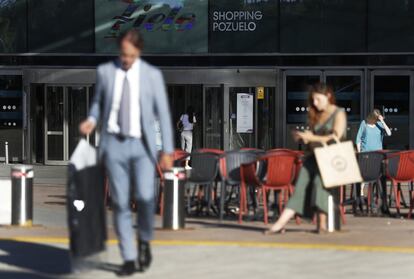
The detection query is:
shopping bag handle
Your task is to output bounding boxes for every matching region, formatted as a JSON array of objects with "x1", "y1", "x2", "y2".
[{"x1": 321, "y1": 134, "x2": 340, "y2": 147}]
